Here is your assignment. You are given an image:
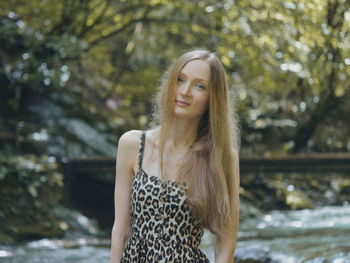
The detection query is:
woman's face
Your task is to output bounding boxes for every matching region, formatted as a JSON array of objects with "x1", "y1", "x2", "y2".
[{"x1": 174, "y1": 59, "x2": 210, "y2": 121}]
